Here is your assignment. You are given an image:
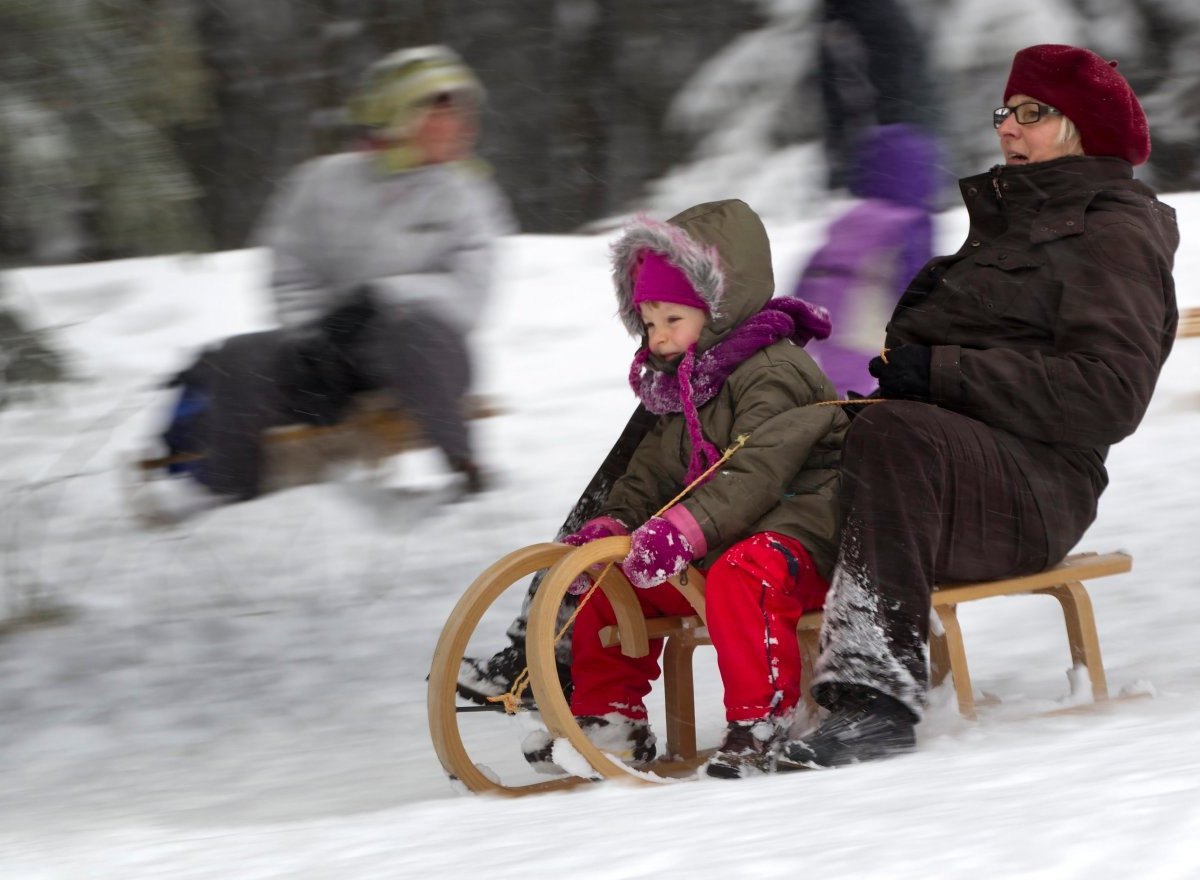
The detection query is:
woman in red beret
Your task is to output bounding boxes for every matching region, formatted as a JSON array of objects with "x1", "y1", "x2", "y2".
[{"x1": 778, "y1": 44, "x2": 1180, "y2": 769}]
